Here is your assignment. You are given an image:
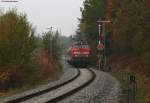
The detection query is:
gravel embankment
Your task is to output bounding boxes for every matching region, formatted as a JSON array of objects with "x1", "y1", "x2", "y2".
[
  {"x1": 0, "y1": 59, "x2": 121, "y2": 103},
  {"x1": 59, "y1": 69, "x2": 121, "y2": 103}
]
